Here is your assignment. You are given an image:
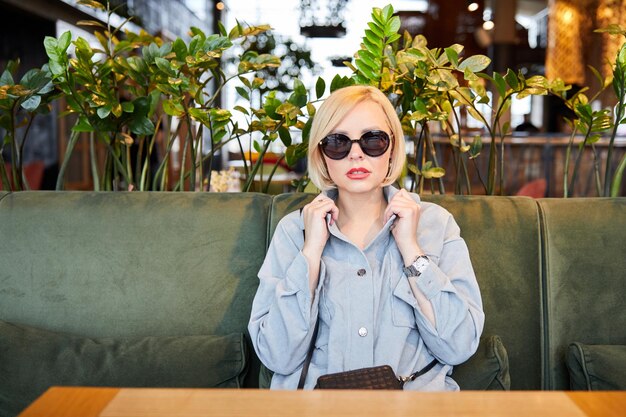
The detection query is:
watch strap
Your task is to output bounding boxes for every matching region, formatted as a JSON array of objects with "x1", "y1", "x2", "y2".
[{"x1": 402, "y1": 255, "x2": 429, "y2": 277}]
